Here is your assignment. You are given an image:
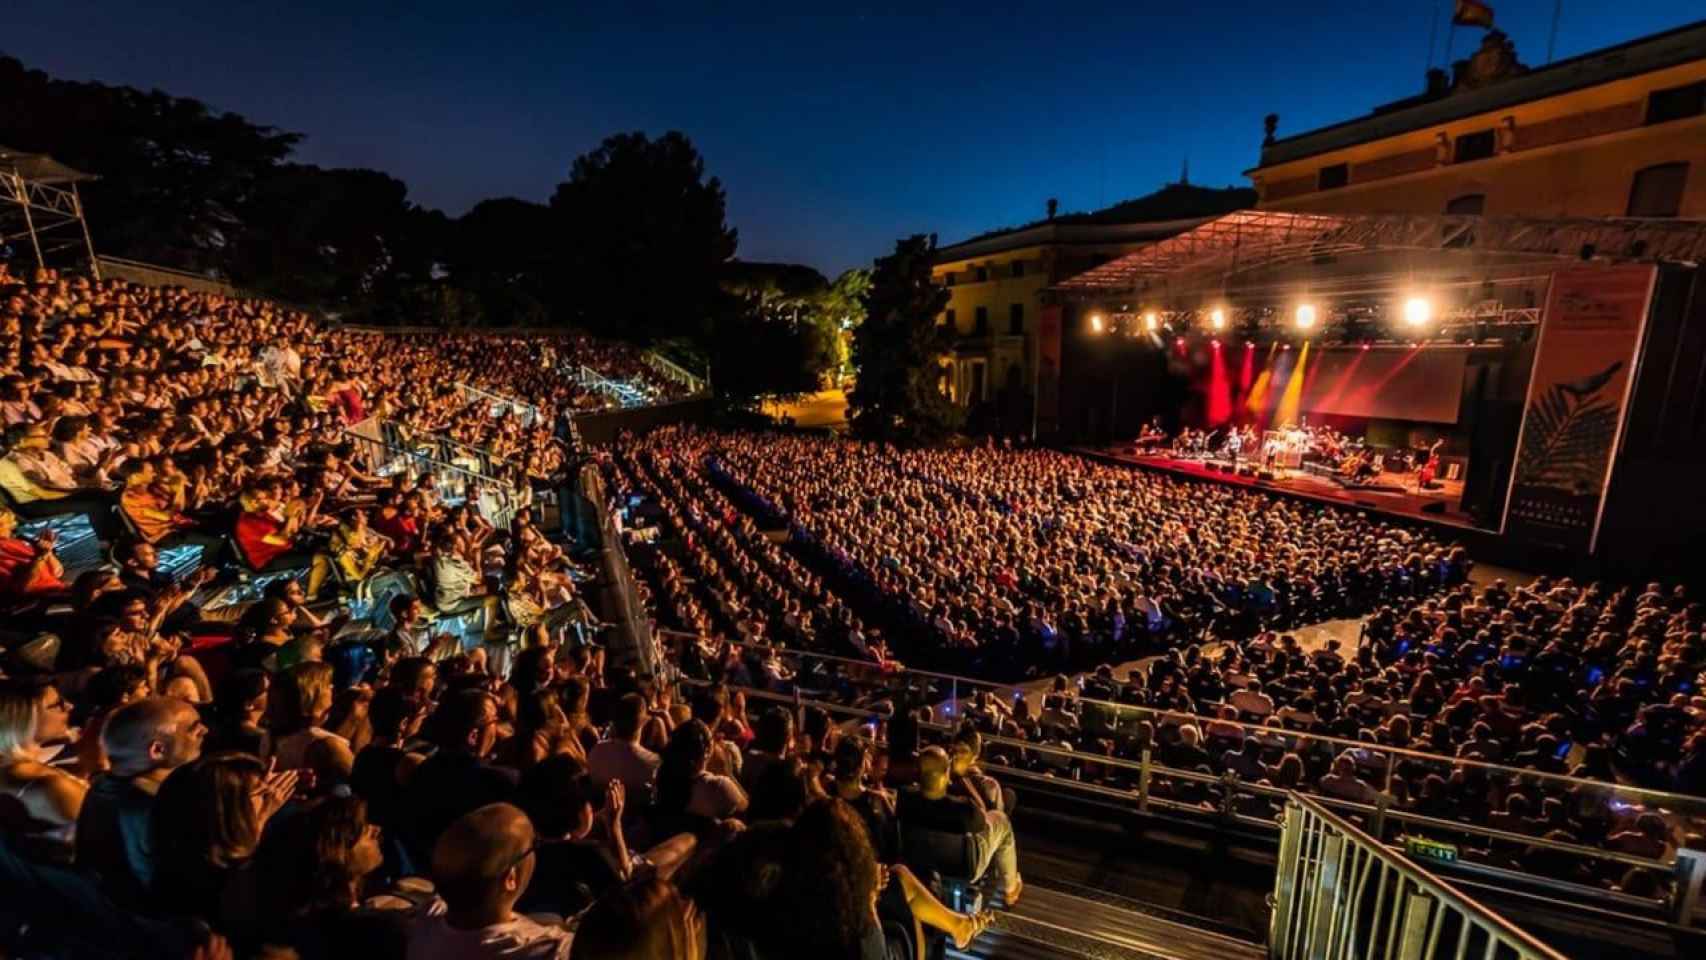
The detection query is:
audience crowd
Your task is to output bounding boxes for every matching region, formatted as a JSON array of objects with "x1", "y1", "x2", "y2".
[
  {"x1": 0, "y1": 267, "x2": 1003, "y2": 960},
  {"x1": 6, "y1": 259, "x2": 1704, "y2": 956}
]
